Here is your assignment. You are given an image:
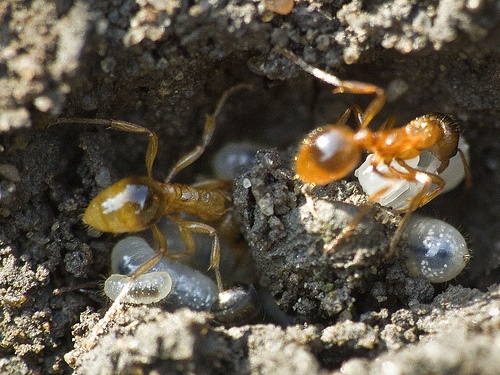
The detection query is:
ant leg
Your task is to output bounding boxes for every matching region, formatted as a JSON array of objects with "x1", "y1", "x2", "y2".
[
  {"x1": 56, "y1": 118, "x2": 158, "y2": 178},
  {"x1": 379, "y1": 114, "x2": 397, "y2": 130},
  {"x1": 129, "y1": 224, "x2": 168, "y2": 277},
  {"x1": 170, "y1": 217, "x2": 224, "y2": 293},
  {"x1": 335, "y1": 81, "x2": 385, "y2": 128},
  {"x1": 325, "y1": 177, "x2": 397, "y2": 252},
  {"x1": 324, "y1": 200, "x2": 378, "y2": 252},
  {"x1": 458, "y1": 148, "x2": 473, "y2": 189},
  {"x1": 164, "y1": 220, "x2": 196, "y2": 261},
  {"x1": 302, "y1": 185, "x2": 319, "y2": 221},
  {"x1": 350, "y1": 104, "x2": 364, "y2": 128},
  {"x1": 165, "y1": 84, "x2": 253, "y2": 182},
  {"x1": 273, "y1": 46, "x2": 385, "y2": 128},
  {"x1": 334, "y1": 105, "x2": 361, "y2": 128},
  {"x1": 387, "y1": 179, "x2": 433, "y2": 257},
  {"x1": 391, "y1": 158, "x2": 445, "y2": 207},
  {"x1": 384, "y1": 160, "x2": 445, "y2": 256}
]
